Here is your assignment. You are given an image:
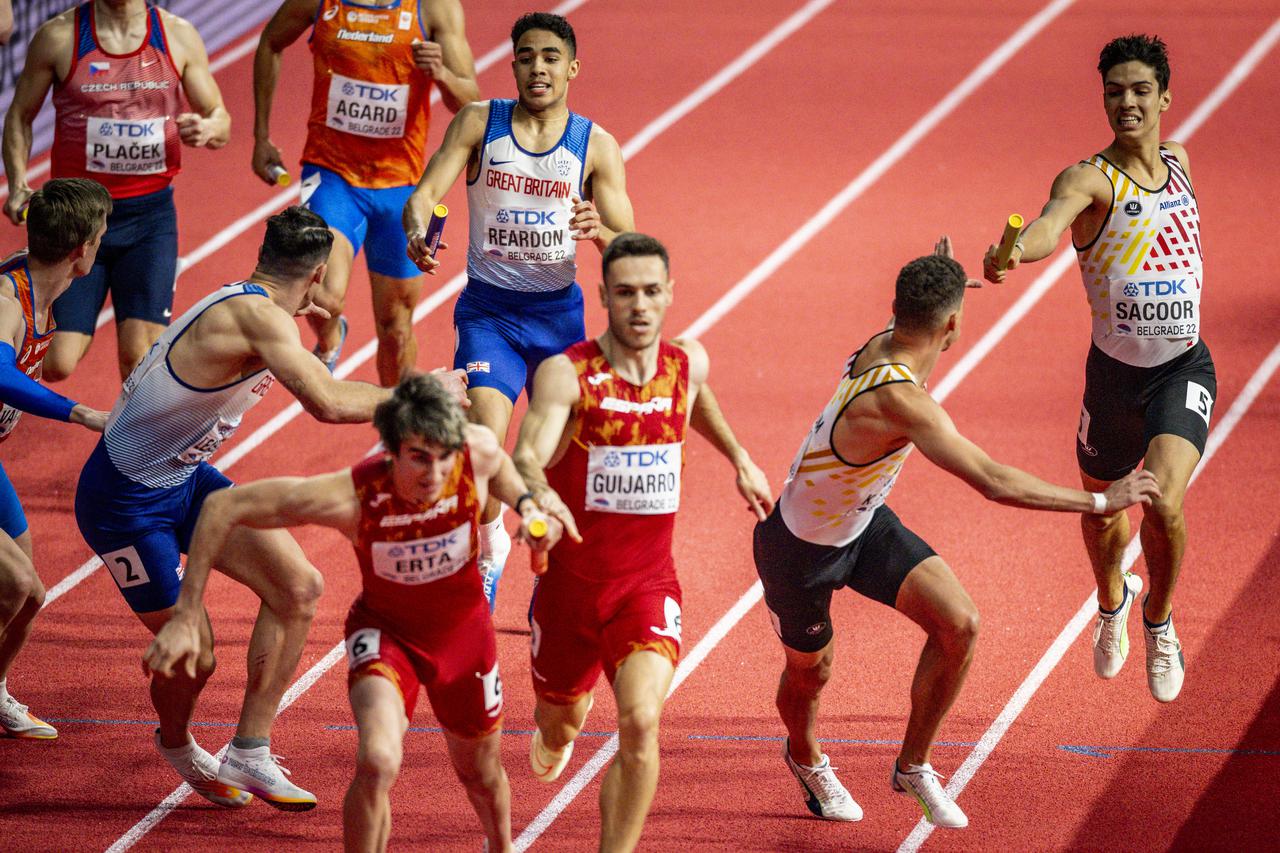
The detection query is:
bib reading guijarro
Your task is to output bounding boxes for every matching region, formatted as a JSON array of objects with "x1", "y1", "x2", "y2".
[
  {"x1": 1108, "y1": 275, "x2": 1200, "y2": 340},
  {"x1": 371, "y1": 521, "x2": 472, "y2": 585},
  {"x1": 586, "y1": 442, "x2": 682, "y2": 514},
  {"x1": 85, "y1": 116, "x2": 167, "y2": 175},
  {"x1": 326, "y1": 73, "x2": 408, "y2": 139}
]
